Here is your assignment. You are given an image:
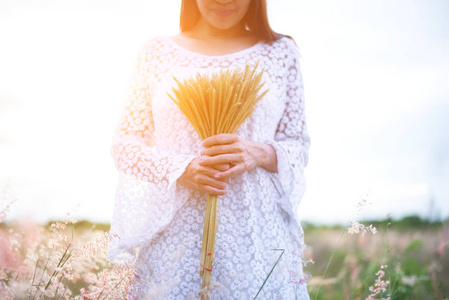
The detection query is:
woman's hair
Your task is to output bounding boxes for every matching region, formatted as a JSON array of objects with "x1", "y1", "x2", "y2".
[{"x1": 180, "y1": 0, "x2": 283, "y2": 43}]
